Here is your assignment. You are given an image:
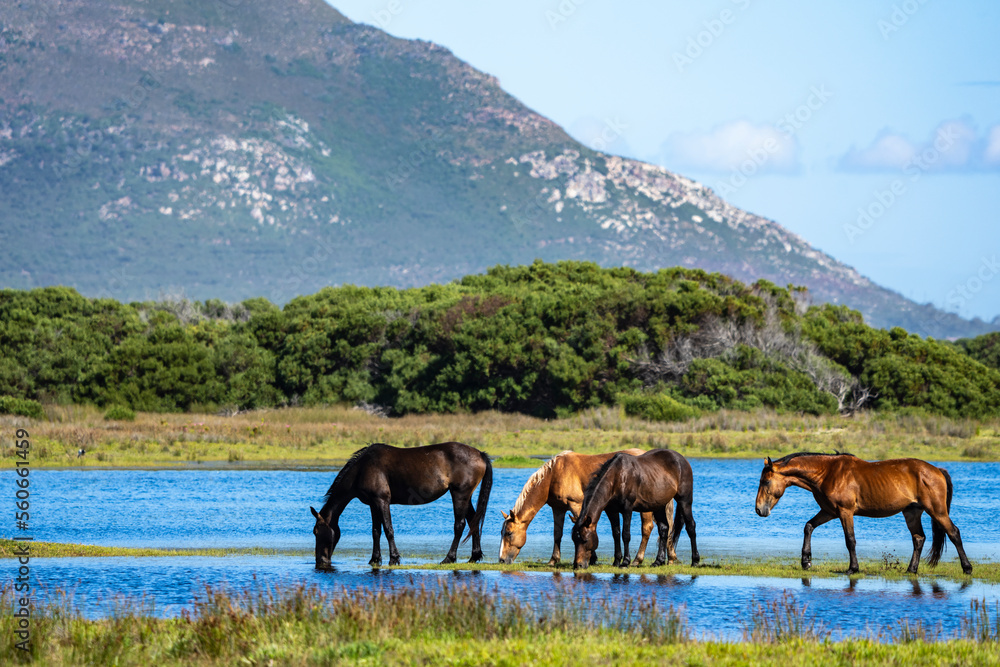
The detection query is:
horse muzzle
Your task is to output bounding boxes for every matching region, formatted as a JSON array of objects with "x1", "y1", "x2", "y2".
[{"x1": 755, "y1": 504, "x2": 770, "y2": 518}]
